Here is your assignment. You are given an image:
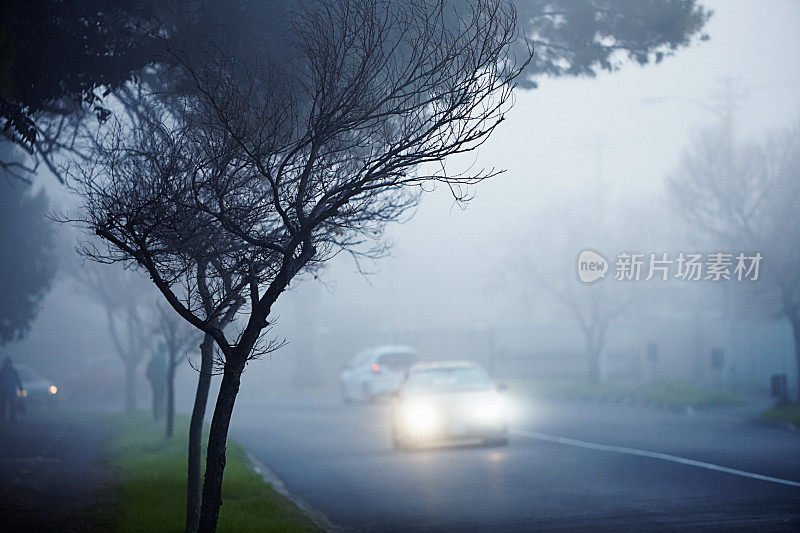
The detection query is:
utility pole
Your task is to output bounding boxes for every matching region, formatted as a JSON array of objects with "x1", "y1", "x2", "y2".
[
  {"x1": 639, "y1": 76, "x2": 749, "y2": 388},
  {"x1": 710, "y1": 75, "x2": 748, "y2": 146},
  {"x1": 707, "y1": 78, "x2": 748, "y2": 363},
  {"x1": 640, "y1": 74, "x2": 748, "y2": 132},
  {"x1": 578, "y1": 136, "x2": 613, "y2": 220}
]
